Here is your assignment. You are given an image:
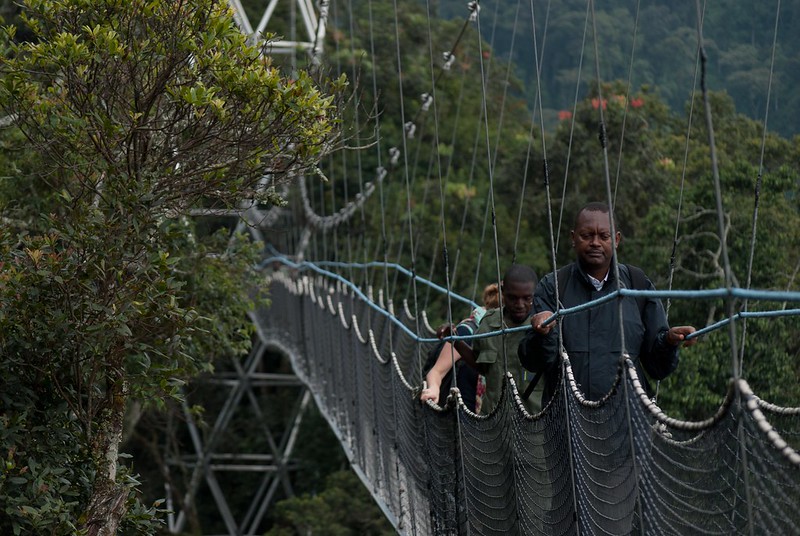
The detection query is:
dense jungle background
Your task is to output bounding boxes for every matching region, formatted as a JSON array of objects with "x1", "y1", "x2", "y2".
[
  {"x1": 230, "y1": 0, "x2": 800, "y2": 532},
  {"x1": 1, "y1": 0, "x2": 799, "y2": 533}
]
